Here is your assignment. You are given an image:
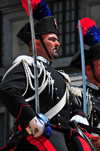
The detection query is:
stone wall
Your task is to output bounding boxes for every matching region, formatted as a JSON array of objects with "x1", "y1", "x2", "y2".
[
  {"x1": 0, "y1": 0, "x2": 21, "y2": 7},
  {"x1": 0, "y1": 1, "x2": 29, "y2": 76},
  {"x1": 81, "y1": 0, "x2": 100, "y2": 27}
]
